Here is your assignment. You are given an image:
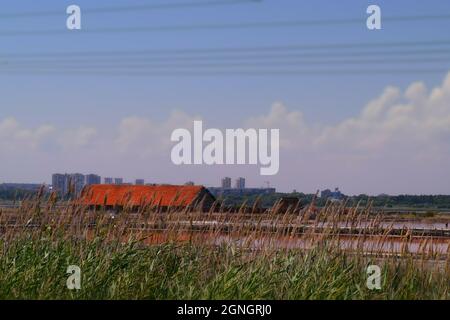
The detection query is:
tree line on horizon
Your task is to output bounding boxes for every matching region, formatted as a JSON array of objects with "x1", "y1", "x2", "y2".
[{"x1": 1, "y1": 186, "x2": 450, "y2": 210}]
